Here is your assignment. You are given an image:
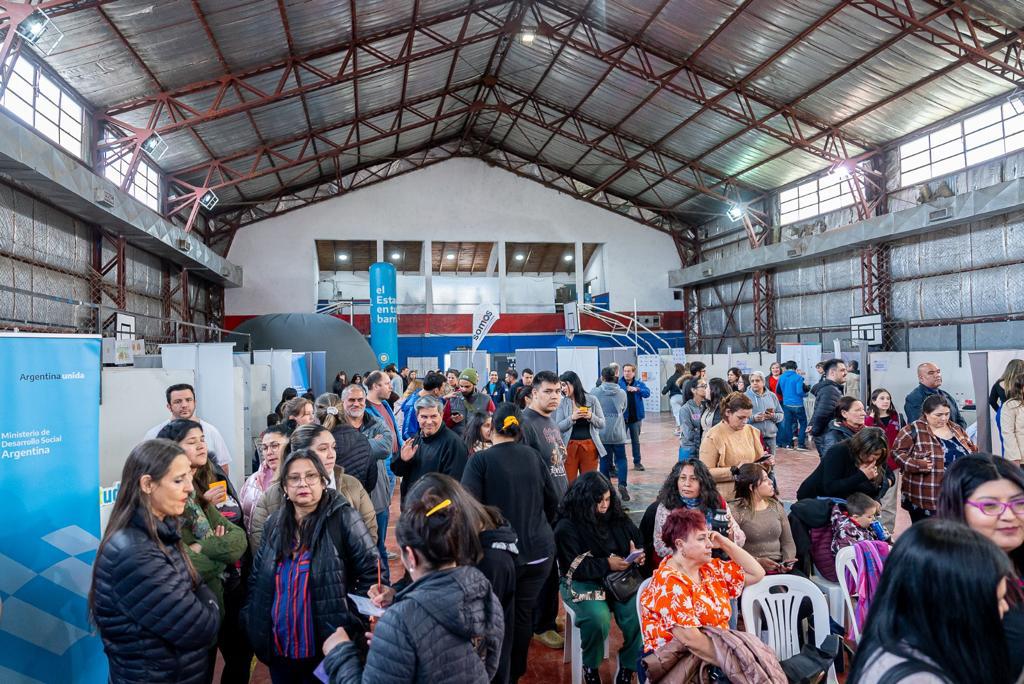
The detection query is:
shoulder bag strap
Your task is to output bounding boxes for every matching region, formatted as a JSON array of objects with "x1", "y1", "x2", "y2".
[{"x1": 566, "y1": 551, "x2": 605, "y2": 602}]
